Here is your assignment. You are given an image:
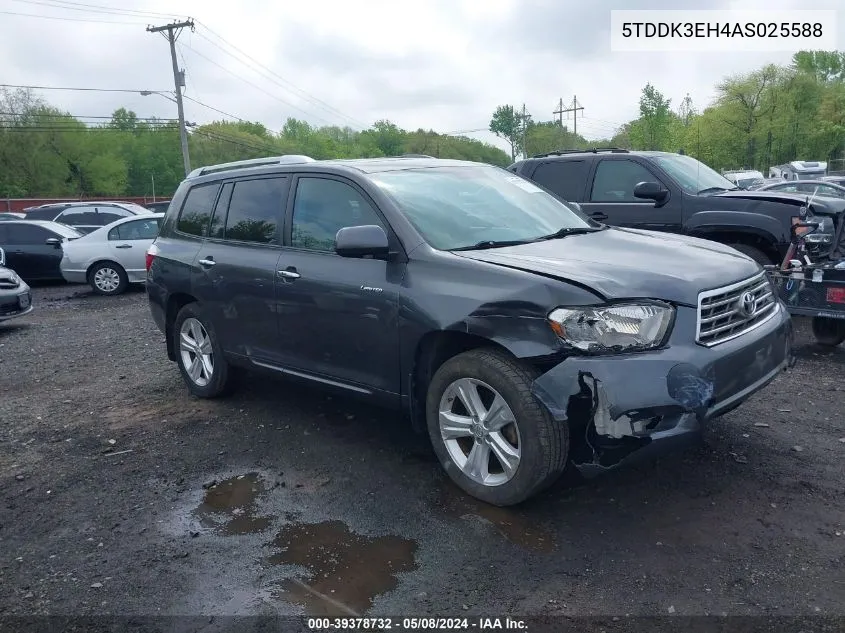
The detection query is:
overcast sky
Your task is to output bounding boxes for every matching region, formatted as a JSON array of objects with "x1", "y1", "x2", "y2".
[{"x1": 1, "y1": 0, "x2": 843, "y2": 154}]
